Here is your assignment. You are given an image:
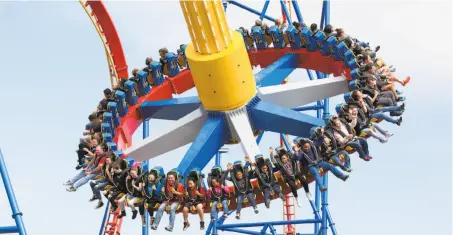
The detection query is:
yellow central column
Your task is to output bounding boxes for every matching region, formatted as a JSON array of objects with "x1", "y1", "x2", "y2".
[{"x1": 179, "y1": 0, "x2": 256, "y2": 111}]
